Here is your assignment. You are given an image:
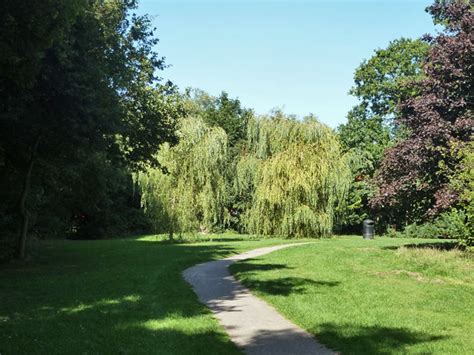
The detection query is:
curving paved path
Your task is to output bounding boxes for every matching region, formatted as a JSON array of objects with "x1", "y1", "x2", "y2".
[{"x1": 183, "y1": 243, "x2": 334, "y2": 355}]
